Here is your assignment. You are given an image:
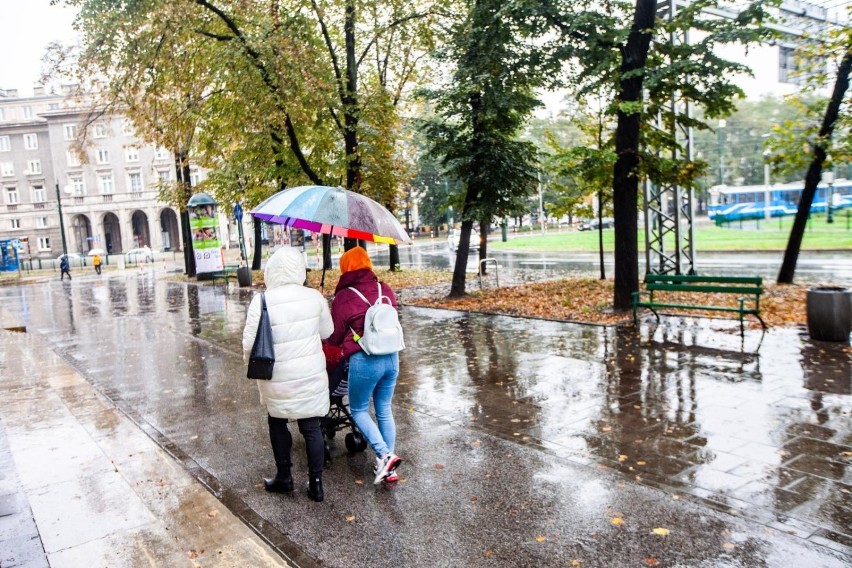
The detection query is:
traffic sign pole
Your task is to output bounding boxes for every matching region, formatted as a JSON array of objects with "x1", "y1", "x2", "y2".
[{"x1": 234, "y1": 204, "x2": 247, "y2": 262}]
